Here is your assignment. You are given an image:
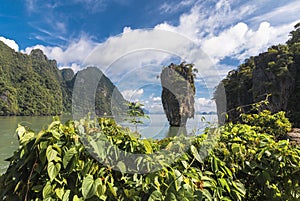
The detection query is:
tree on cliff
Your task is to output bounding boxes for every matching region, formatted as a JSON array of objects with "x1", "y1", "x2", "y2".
[
  {"x1": 160, "y1": 62, "x2": 197, "y2": 126},
  {"x1": 215, "y1": 23, "x2": 300, "y2": 127}
]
